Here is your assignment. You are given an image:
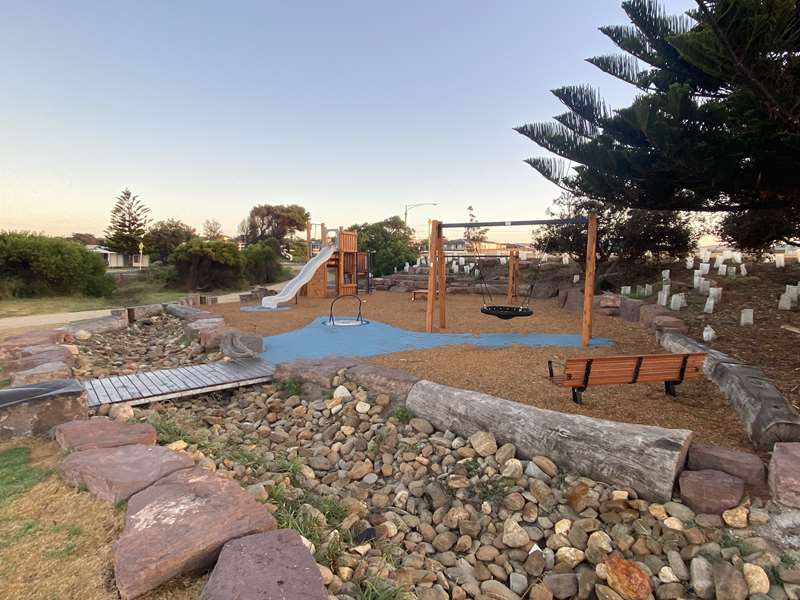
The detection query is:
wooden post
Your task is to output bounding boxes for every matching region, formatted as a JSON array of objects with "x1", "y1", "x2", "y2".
[
  {"x1": 437, "y1": 231, "x2": 446, "y2": 329},
  {"x1": 506, "y1": 251, "x2": 517, "y2": 305},
  {"x1": 425, "y1": 221, "x2": 439, "y2": 333},
  {"x1": 581, "y1": 213, "x2": 598, "y2": 347},
  {"x1": 337, "y1": 227, "x2": 344, "y2": 296},
  {"x1": 321, "y1": 223, "x2": 327, "y2": 247},
  {"x1": 306, "y1": 223, "x2": 312, "y2": 260}
]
